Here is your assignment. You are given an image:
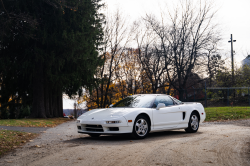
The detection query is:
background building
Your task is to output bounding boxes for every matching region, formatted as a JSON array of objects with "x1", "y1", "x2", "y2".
[{"x1": 242, "y1": 55, "x2": 250, "y2": 66}]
